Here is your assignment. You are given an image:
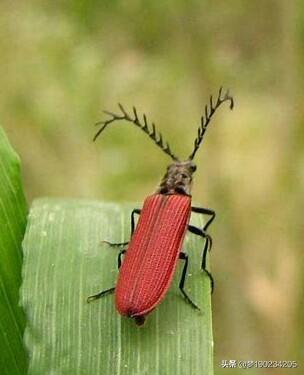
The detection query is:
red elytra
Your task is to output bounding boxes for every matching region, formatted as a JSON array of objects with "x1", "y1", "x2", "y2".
[{"x1": 115, "y1": 194, "x2": 191, "y2": 323}]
